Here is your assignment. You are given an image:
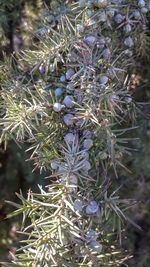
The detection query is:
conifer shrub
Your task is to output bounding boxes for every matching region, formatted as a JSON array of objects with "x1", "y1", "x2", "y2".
[{"x1": 0, "y1": 0, "x2": 150, "y2": 266}]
